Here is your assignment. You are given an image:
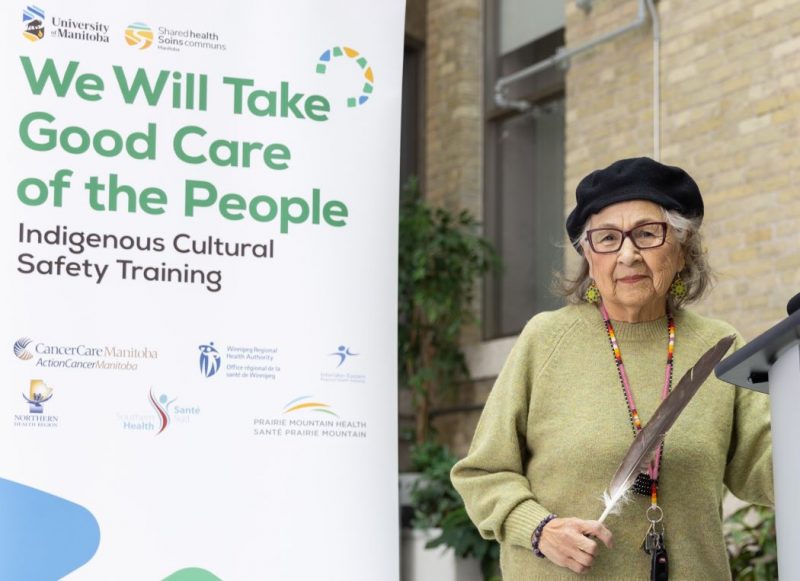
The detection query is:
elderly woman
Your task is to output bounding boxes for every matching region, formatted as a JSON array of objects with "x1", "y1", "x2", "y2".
[{"x1": 451, "y1": 157, "x2": 773, "y2": 579}]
